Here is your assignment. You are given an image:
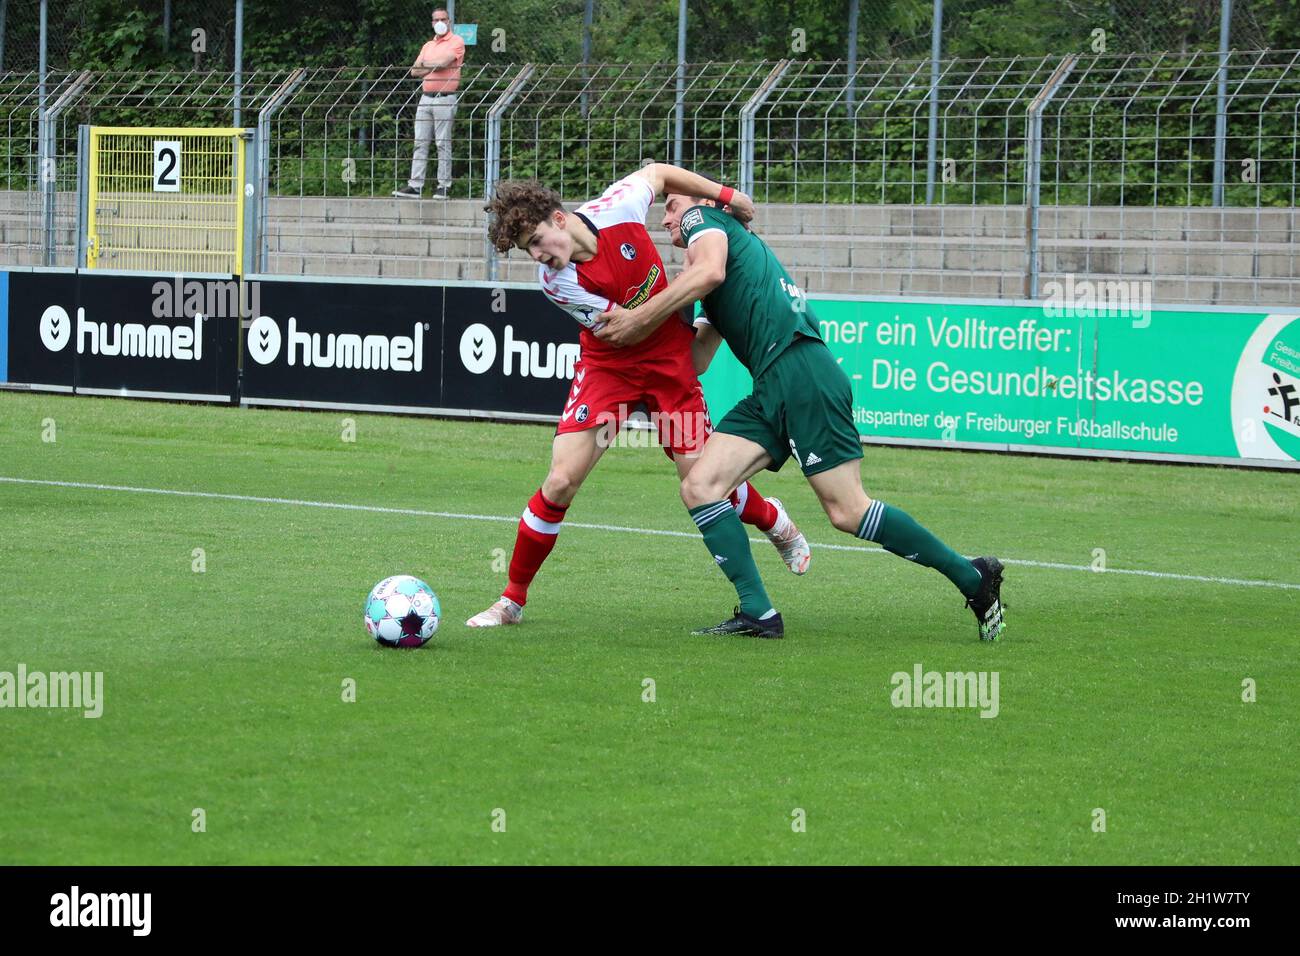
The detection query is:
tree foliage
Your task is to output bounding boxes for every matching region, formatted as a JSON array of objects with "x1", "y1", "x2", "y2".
[{"x1": 25, "y1": 0, "x2": 1300, "y2": 71}]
